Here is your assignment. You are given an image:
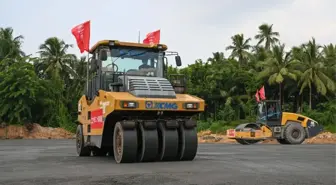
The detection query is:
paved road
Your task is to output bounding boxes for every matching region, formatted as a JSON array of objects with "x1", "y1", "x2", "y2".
[{"x1": 0, "y1": 140, "x2": 335, "y2": 185}]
